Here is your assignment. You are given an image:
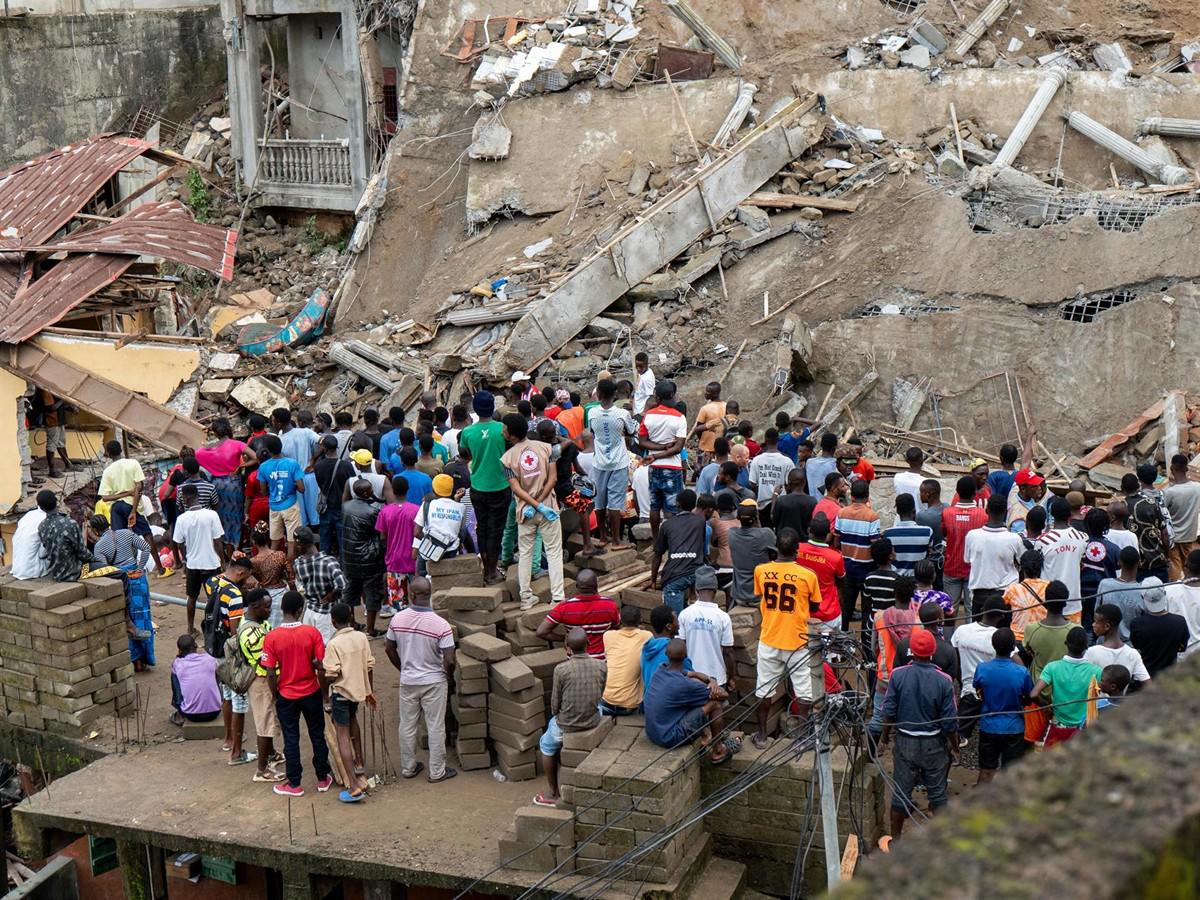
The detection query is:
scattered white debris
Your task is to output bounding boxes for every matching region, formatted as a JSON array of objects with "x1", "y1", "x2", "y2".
[
  {"x1": 1007, "y1": 37, "x2": 1024, "y2": 53},
  {"x1": 824, "y1": 158, "x2": 856, "y2": 169},
  {"x1": 208, "y1": 352, "x2": 241, "y2": 371},
  {"x1": 524, "y1": 238, "x2": 554, "y2": 258}
]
